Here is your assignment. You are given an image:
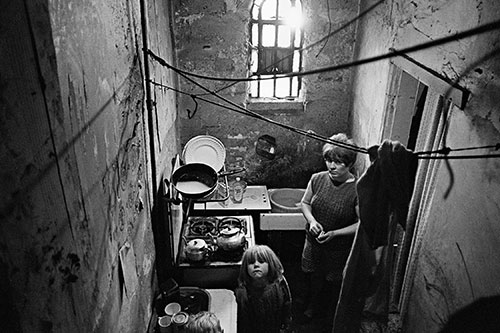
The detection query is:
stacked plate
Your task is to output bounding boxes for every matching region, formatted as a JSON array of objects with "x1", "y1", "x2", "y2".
[{"x1": 182, "y1": 135, "x2": 226, "y2": 172}]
